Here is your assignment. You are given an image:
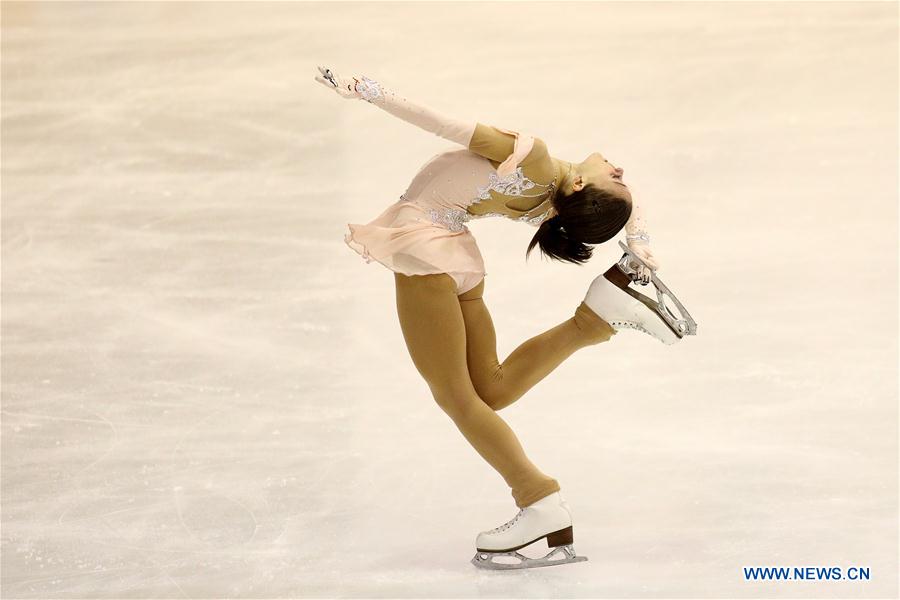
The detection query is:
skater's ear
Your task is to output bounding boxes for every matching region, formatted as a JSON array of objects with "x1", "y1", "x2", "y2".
[{"x1": 571, "y1": 174, "x2": 586, "y2": 193}]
